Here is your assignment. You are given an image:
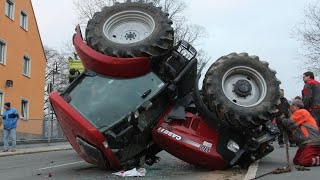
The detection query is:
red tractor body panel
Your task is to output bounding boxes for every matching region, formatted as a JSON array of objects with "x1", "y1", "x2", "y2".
[
  {"x1": 73, "y1": 26, "x2": 151, "y2": 78},
  {"x1": 152, "y1": 113, "x2": 228, "y2": 170},
  {"x1": 49, "y1": 91, "x2": 121, "y2": 169}
]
